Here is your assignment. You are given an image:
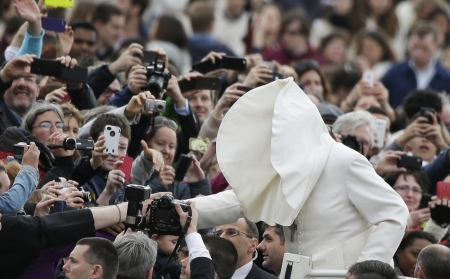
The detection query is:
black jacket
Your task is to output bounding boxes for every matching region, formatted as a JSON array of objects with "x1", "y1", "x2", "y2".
[
  {"x1": 87, "y1": 64, "x2": 116, "y2": 99},
  {"x1": 0, "y1": 209, "x2": 96, "y2": 279},
  {"x1": 152, "y1": 248, "x2": 181, "y2": 279},
  {"x1": 191, "y1": 257, "x2": 215, "y2": 279},
  {"x1": 245, "y1": 263, "x2": 278, "y2": 279}
]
